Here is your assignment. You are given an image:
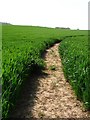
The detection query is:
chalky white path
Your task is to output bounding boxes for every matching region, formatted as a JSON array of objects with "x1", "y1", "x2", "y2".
[{"x1": 30, "y1": 43, "x2": 90, "y2": 118}]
